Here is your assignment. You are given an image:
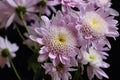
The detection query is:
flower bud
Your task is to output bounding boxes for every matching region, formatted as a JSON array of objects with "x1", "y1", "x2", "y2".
[{"x1": 1, "y1": 48, "x2": 10, "y2": 57}]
